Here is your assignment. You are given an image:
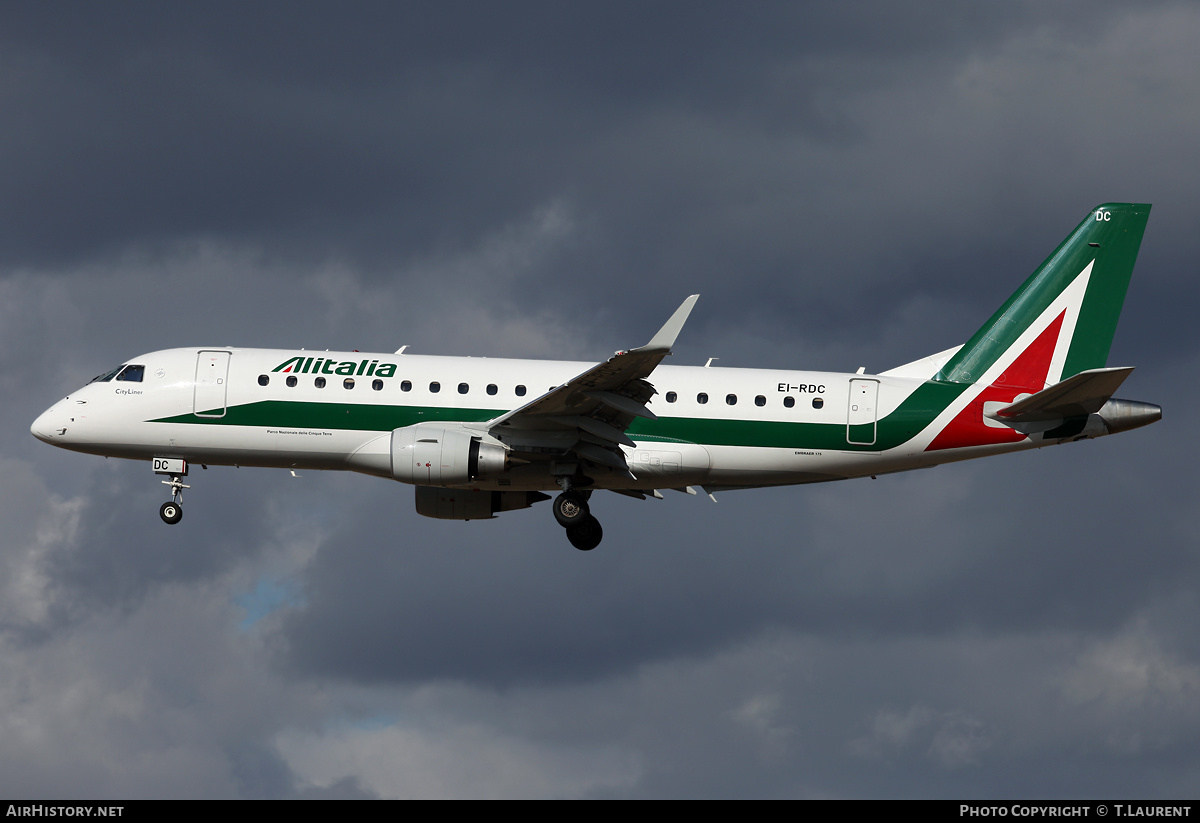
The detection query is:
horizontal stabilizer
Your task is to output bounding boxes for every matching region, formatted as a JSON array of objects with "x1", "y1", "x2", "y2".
[{"x1": 989, "y1": 367, "x2": 1134, "y2": 423}]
